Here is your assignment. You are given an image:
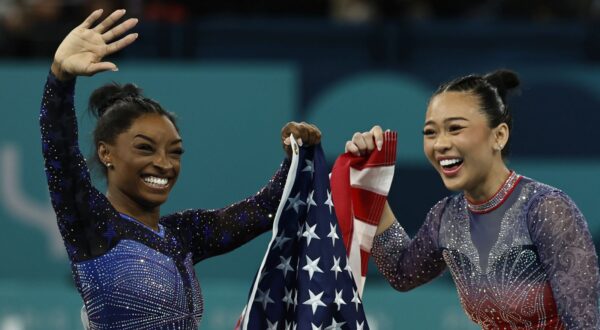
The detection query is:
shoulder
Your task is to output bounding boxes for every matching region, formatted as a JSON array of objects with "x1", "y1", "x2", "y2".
[
  {"x1": 427, "y1": 194, "x2": 460, "y2": 220},
  {"x1": 520, "y1": 176, "x2": 560, "y2": 195},
  {"x1": 521, "y1": 178, "x2": 586, "y2": 231},
  {"x1": 520, "y1": 177, "x2": 574, "y2": 210},
  {"x1": 160, "y1": 209, "x2": 202, "y2": 225}
]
